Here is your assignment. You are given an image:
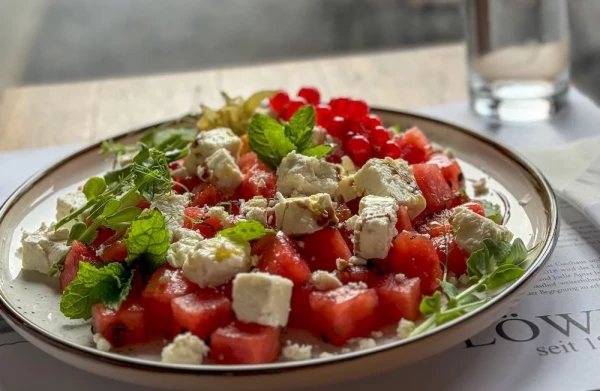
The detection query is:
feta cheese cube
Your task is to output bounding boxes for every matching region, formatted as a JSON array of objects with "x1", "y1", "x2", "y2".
[
  {"x1": 282, "y1": 342, "x2": 313, "y2": 361},
  {"x1": 311, "y1": 270, "x2": 342, "y2": 291},
  {"x1": 396, "y1": 318, "x2": 415, "y2": 339},
  {"x1": 240, "y1": 196, "x2": 269, "y2": 225},
  {"x1": 166, "y1": 228, "x2": 204, "y2": 269},
  {"x1": 312, "y1": 125, "x2": 328, "y2": 146},
  {"x1": 21, "y1": 223, "x2": 70, "y2": 274},
  {"x1": 353, "y1": 158, "x2": 426, "y2": 219},
  {"x1": 273, "y1": 193, "x2": 338, "y2": 236},
  {"x1": 449, "y1": 207, "x2": 514, "y2": 253},
  {"x1": 184, "y1": 127, "x2": 242, "y2": 174},
  {"x1": 56, "y1": 191, "x2": 88, "y2": 222},
  {"x1": 340, "y1": 155, "x2": 357, "y2": 176},
  {"x1": 232, "y1": 272, "x2": 293, "y2": 327},
  {"x1": 276, "y1": 152, "x2": 341, "y2": 197},
  {"x1": 353, "y1": 195, "x2": 398, "y2": 259},
  {"x1": 161, "y1": 332, "x2": 209, "y2": 364},
  {"x1": 205, "y1": 148, "x2": 243, "y2": 195},
  {"x1": 182, "y1": 236, "x2": 251, "y2": 287},
  {"x1": 151, "y1": 193, "x2": 190, "y2": 235},
  {"x1": 335, "y1": 175, "x2": 358, "y2": 203}
]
